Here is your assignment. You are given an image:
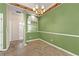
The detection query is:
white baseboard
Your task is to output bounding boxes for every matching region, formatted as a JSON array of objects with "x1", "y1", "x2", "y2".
[
  {"x1": 0, "y1": 43, "x2": 10, "y2": 51},
  {"x1": 0, "y1": 45, "x2": 9, "y2": 51},
  {"x1": 26, "y1": 38, "x2": 78, "y2": 56},
  {"x1": 39, "y1": 39, "x2": 77, "y2": 56}
]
